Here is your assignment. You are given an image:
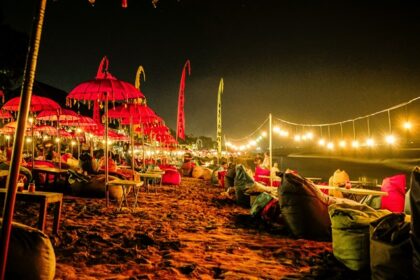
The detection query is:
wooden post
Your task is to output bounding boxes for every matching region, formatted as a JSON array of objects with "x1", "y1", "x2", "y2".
[{"x1": 0, "y1": 0, "x2": 48, "y2": 279}]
